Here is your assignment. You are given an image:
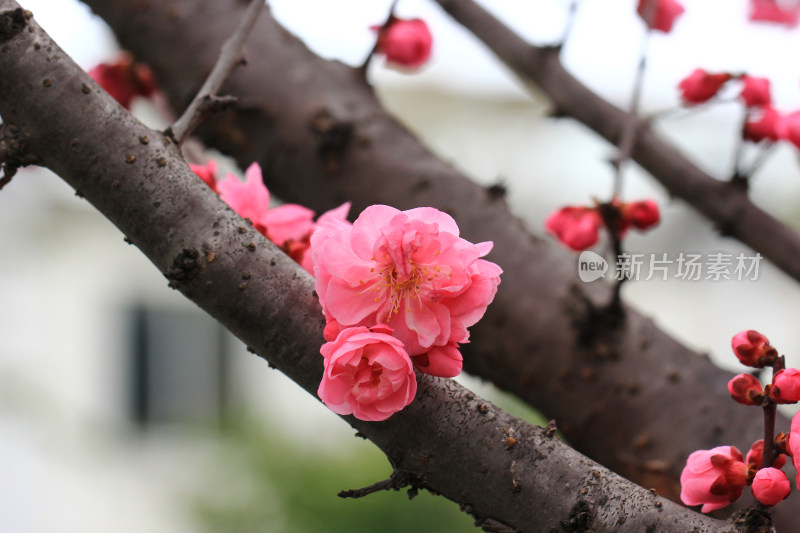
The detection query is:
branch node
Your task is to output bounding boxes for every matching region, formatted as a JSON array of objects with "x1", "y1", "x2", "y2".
[{"x1": 0, "y1": 123, "x2": 39, "y2": 190}]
